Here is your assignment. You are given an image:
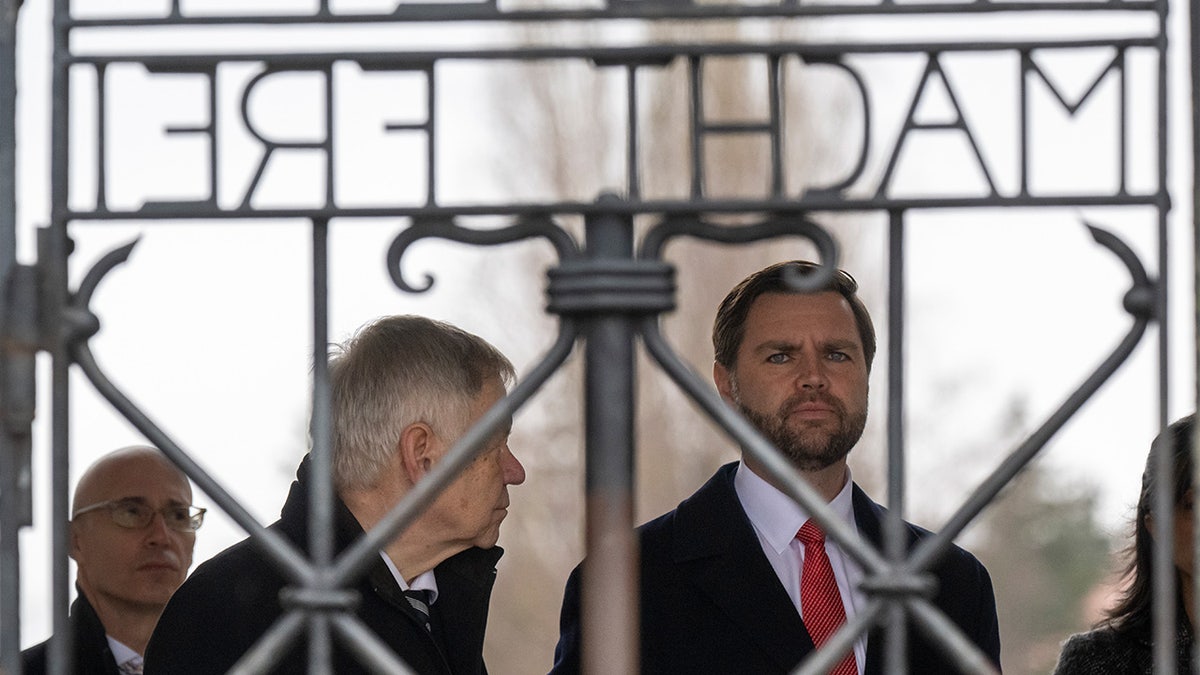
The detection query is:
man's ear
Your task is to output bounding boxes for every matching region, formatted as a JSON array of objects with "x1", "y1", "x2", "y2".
[
  {"x1": 713, "y1": 362, "x2": 735, "y2": 404},
  {"x1": 68, "y1": 521, "x2": 82, "y2": 563},
  {"x1": 397, "y1": 422, "x2": 438, "y2": 484}
]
